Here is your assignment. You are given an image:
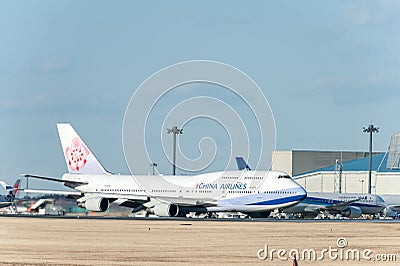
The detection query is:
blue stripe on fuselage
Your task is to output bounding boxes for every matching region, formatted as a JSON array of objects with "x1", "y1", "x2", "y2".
[
  {"x1": 303, "y1": 196, "x2": 380, "y2": 208},
  {"x1": 245, "y1": 194, "x2": 306, "y2": 206},
  {"x1": 218, "y1": 187, "x2": 307, "y2": 206}
]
